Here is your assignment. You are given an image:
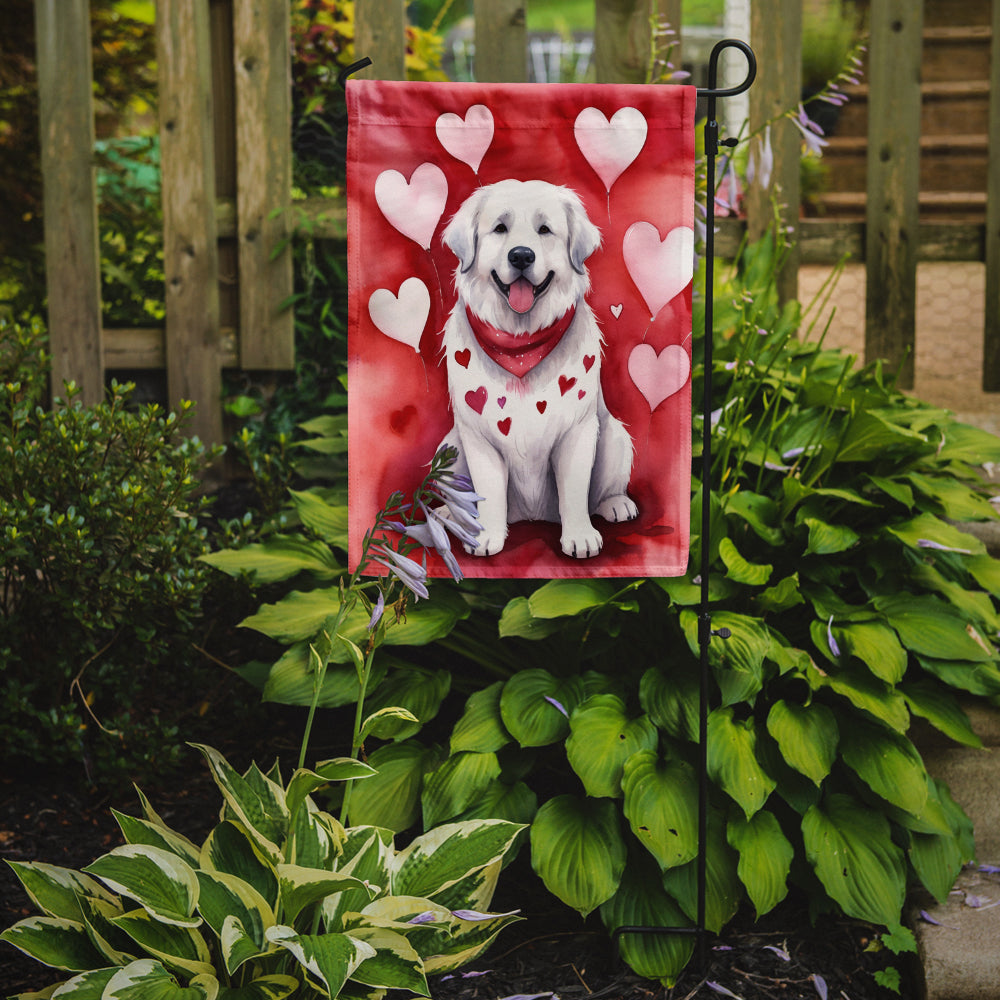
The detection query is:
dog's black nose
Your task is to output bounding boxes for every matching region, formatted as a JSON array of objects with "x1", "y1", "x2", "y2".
[{"x1": 508, "y1": 246, "x2": 535, "y2": 271}]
